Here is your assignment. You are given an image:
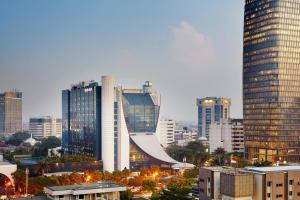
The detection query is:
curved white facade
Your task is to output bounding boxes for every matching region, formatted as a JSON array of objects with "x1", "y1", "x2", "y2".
[
  {"x1": 116, "y1": 87, "x2": 130, "y2": 170},
  {"x1": 101, "y1": 76, "x2": 115, "y2": 172}
]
